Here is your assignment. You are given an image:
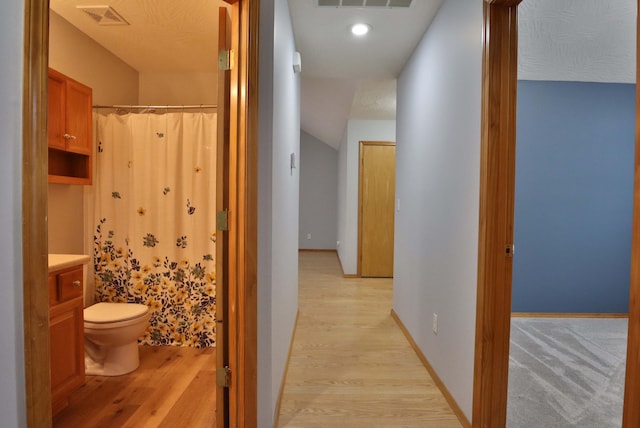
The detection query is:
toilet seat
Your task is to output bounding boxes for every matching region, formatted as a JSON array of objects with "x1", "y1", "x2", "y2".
[{"x1": 85, "y1": 302, "x2": 149, "y2": 323}]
